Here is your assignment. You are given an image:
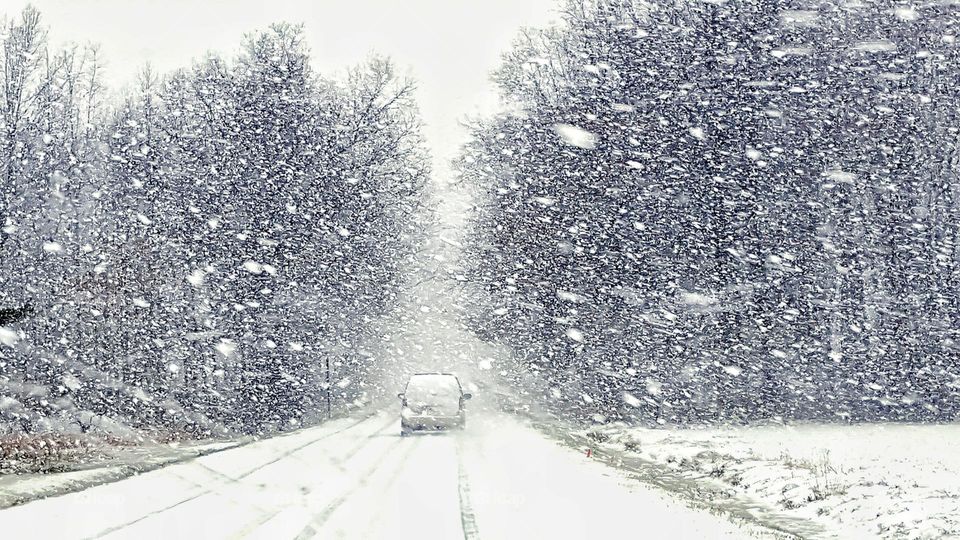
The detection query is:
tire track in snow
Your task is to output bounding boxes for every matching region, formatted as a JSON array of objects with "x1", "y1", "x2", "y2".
[
  {"x1": 355, "y1": 435, "x2": 425, "y2": 538},
  {"x1": 233, "y1": 413, "x2": 395, "y2": 482},
  {"x1": 87, "y1": 413, "x2": 391, "y2": 540},
  {"x1": 231, "y1": 415, "x2": 402, "y2": 538},
  {"x1": 456, "y1": 436, "x2": 480, "y2": 540},
  {"x1": 293, "y1": 434, "x2": 421, "y2": 539}
]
